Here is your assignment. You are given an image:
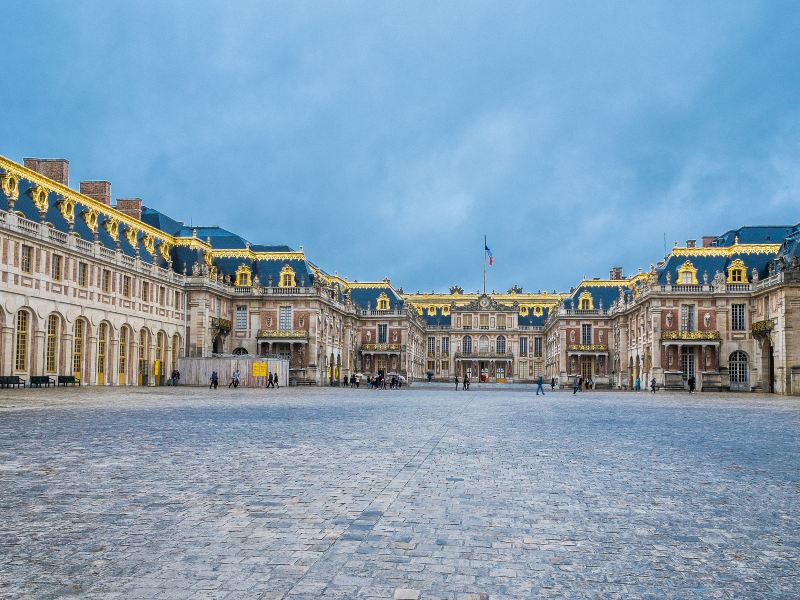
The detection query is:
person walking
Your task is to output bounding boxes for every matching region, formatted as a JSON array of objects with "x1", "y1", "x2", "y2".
[
  {"x1": 536, "y1": 374, "x2": 545, "y2": 396},
  {"x1": 210, "y1": 370, "x2": 218, "y2": 390},
  {"x1": 229, "y1": 368, "x2": 240, "y2": 388},
  {"x1": 454, "y1": 375, "x2": 459, "y2": 391},
  {"x1": 688, "y1": 375, "x2": 696, "y2": 393},
  {"x1": 650, "y1": 377, "x2": 657, "y2": 393},
  {"x1": 267, "y1": 372, "x2": 274, "y2": 388},
  {"x1": 635, "y1": 376, "x2": 641, "y2": 391},
  {"x1": 572, "y1": 375, "x2": 580, "y2": 395},
  {"x1": 550, "y1": 377, "x2": 556, "y2": 391},
  {"x1": 463, "y1": 374, "x2": 469, "y2": 390}
]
